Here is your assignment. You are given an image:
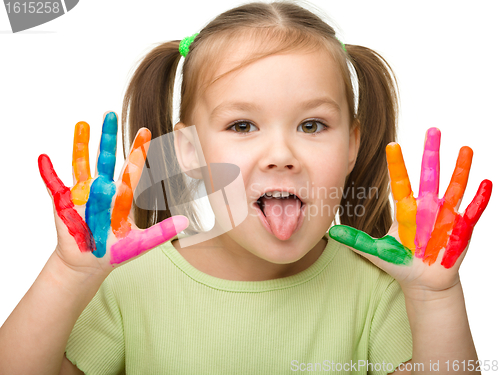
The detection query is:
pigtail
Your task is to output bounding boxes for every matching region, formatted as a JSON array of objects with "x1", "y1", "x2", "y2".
[
  {"x1": 121, "y1": 41, "x2": 204, "y2": 234},
  {"x1": 340, "y1": 45, "x2": 399, "y2": 238}
]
